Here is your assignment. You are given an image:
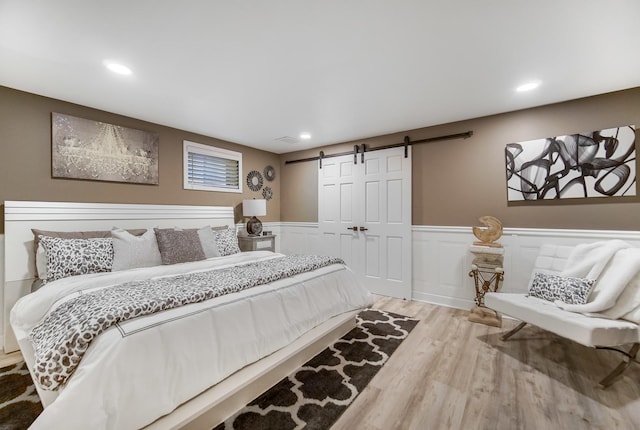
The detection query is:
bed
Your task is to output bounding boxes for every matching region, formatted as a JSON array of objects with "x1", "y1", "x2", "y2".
[{"x1": 3, "y1": 201, "x2": 373, "y2": 429}]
